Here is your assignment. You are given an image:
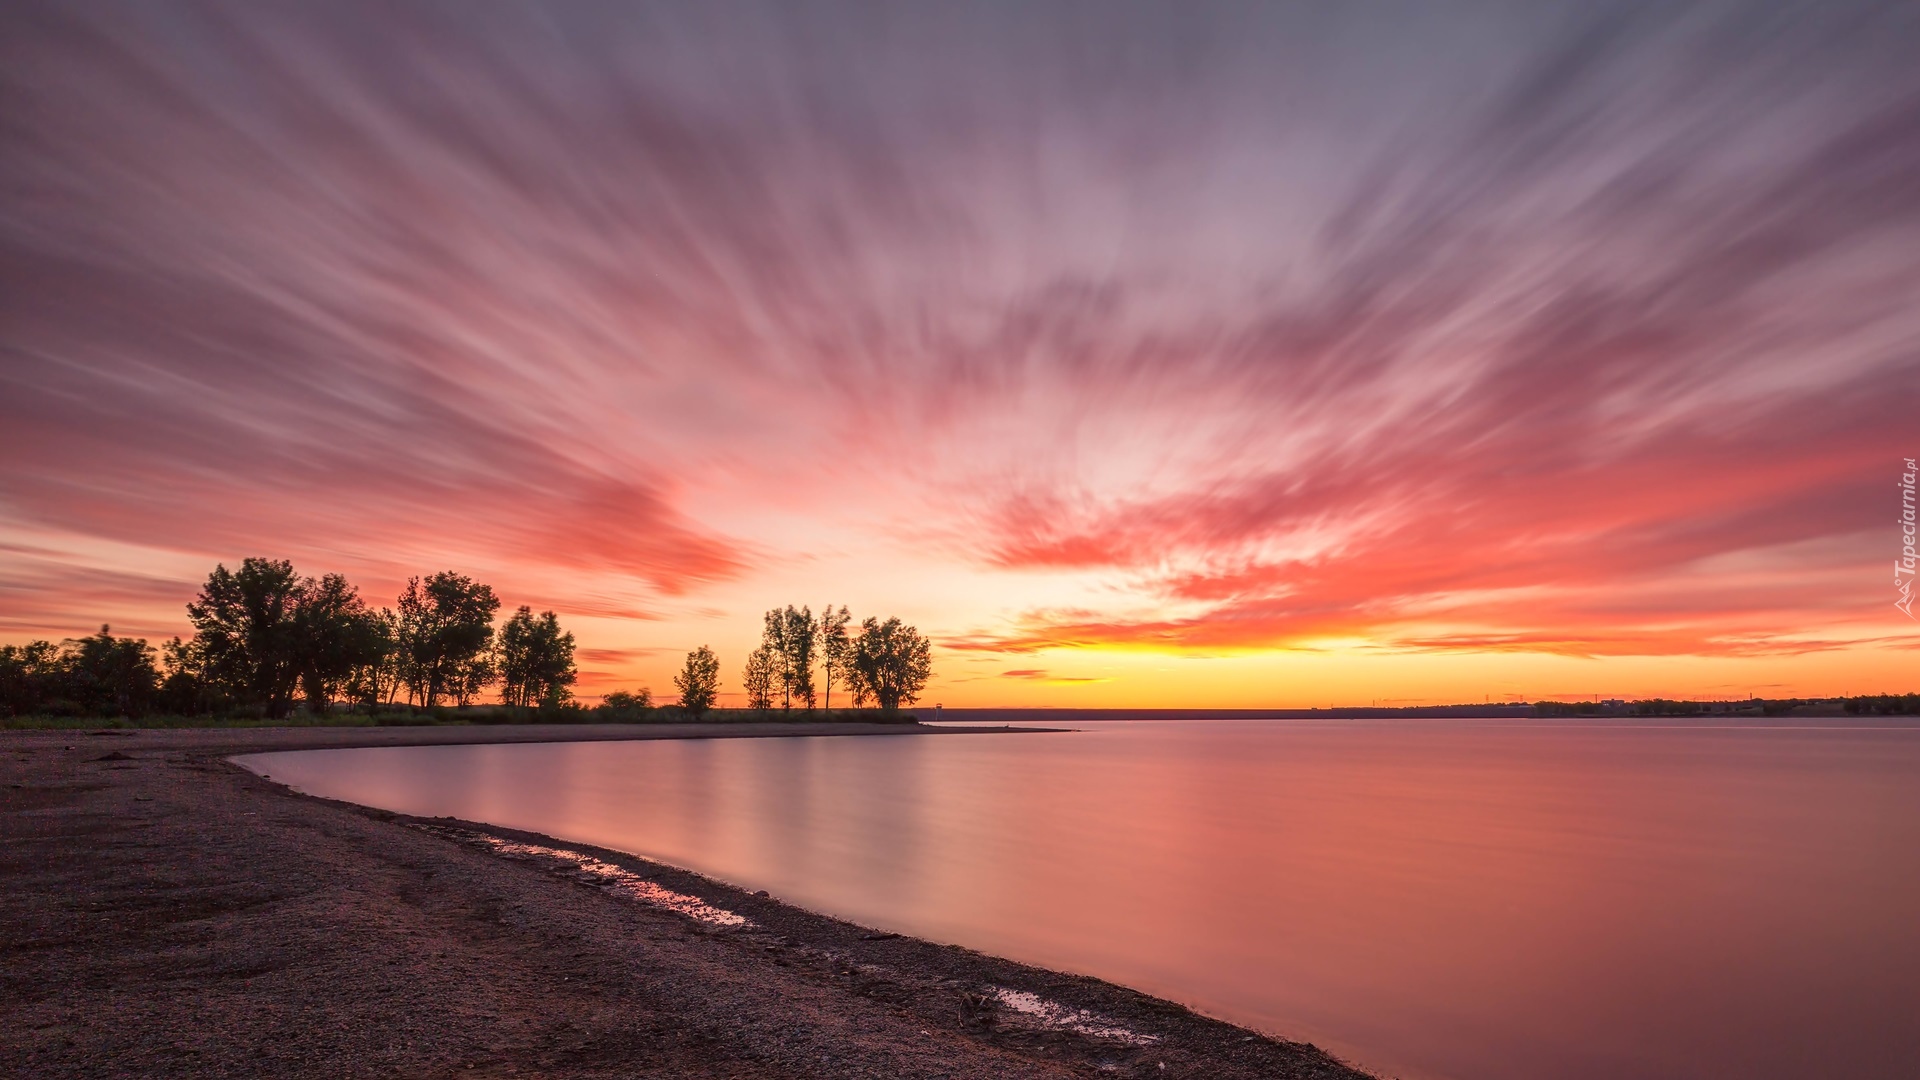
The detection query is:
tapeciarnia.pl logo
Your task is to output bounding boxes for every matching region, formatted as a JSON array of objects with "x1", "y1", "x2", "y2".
[{"x1": 1899, "y1": 457, "x2": 1917, "y2": 619}]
